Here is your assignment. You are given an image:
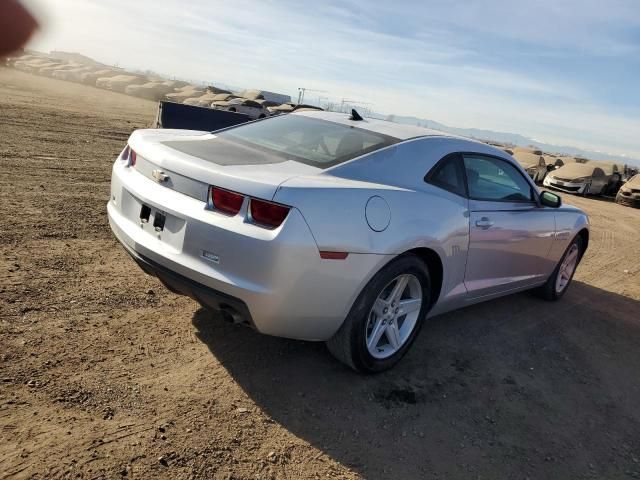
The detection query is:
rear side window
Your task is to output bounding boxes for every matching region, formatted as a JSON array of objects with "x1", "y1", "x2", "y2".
[
  {"x1": 426, "y1": 155, "x2": 466, "y2": 197},
  {"x1": 463, "y1": 154, "x2": 534, "y2": 202},
  {"x1": 219, "y1": 115, "x2": 399, "y2": 168}
]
